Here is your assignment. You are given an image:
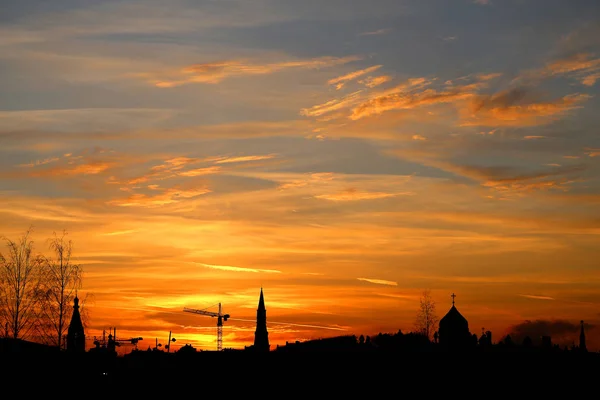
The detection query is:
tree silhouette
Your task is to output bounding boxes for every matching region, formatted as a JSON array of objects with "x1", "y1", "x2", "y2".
[
  {"x1": 414, "y1": 289, "x2": 438, "y2": 340},
  {"x1": 37, "y1": 230, "x2": 85, "y2": 350},
  {"x1": 0, "y1": 227, "x2": 45, "y2": 340}
]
